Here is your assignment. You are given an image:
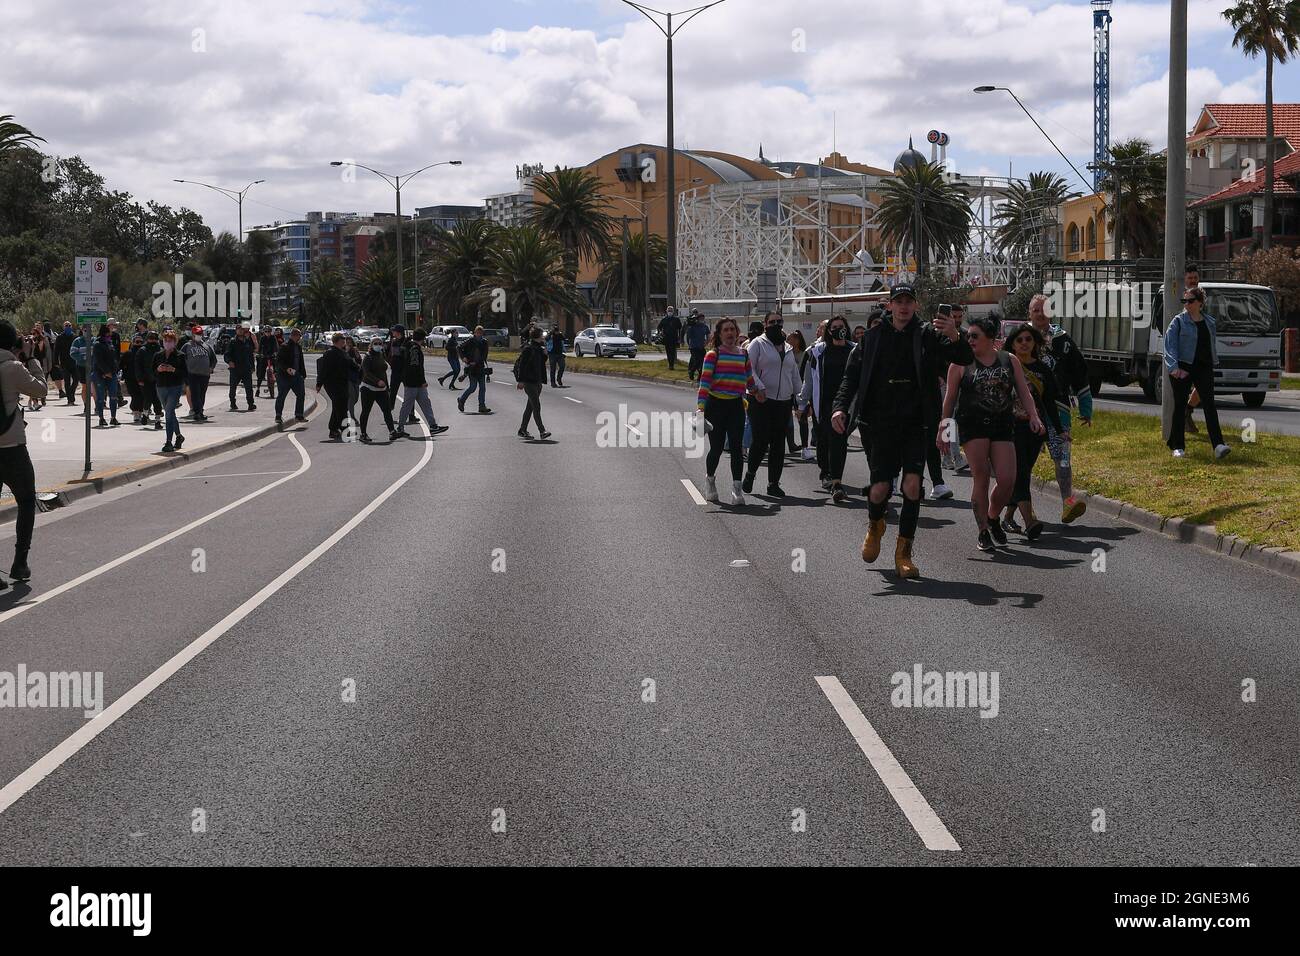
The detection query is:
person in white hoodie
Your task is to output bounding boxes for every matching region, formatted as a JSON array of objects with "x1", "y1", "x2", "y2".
[
  {"x1": 742, "y1": 312, "x2": 801, "y2": 498},
  {"x1": 0, "y1": 320, "x2": 48, "y2": 589}
]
